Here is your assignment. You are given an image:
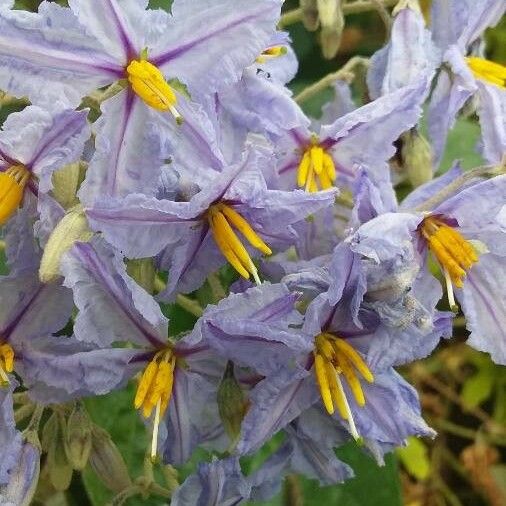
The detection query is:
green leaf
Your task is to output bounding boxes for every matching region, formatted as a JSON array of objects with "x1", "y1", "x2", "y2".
[
  {"x1": 396, "y1": 437, "x2": 430, "y2": 481},
  {"x1": 461, "y1": 362, "x2": 495, "y2": 409}
]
